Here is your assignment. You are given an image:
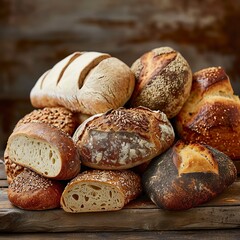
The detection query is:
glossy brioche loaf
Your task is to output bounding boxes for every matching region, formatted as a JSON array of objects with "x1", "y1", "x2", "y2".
[
  {"x1": 175, "y1": 67, "x2": 240, "y2": 160},
  {"x1": 61, "y1": 169, "x2": 142, "y2": 213},
  {"x1": 8, "y1": 169, "x2": 64, "y2": 210},
  {"x1": 129, "y1": 47, "x2": 192, "y2": 119},
  {"x1": 30, "y1": 51, "x2": 135, "y2": 115},
  {"x1": 73, "y1": 107, "x2": 175, "y2": 170},
  {"x1": 6, "y1": 122, "x2": 80, "y2": 180},
  {"x1": 4, "y1": 107, "x2": 78, "y2": 183},
  {"x1": 142, "y1": 141, "x2": 237, "y2": 211}
]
